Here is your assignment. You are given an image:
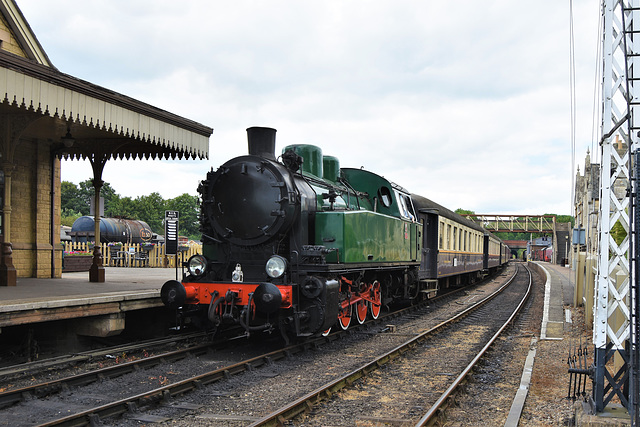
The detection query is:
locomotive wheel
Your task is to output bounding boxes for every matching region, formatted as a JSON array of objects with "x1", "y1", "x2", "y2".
[
  {"x1": 356, "y1": 300, "x2": 368, "y2": 324},
  {"x1": 338, "y1": 305, "x2": 351, "y2": 330},
  {"x1": 370, "y1": 281, "x2": 382, "y2": 319},
  {"x1": 321, "y1": 328, "x2": 331, "y2": 336}
]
